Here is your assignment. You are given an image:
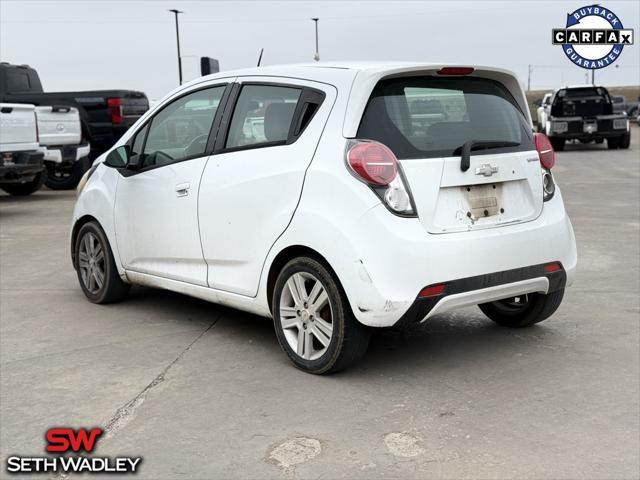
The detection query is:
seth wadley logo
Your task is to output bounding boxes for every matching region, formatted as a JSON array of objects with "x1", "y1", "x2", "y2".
[
  {"x1": 5, "y1": 427, "x2": 142, "y2": 474},
  {"x1": 552, "y1": 4, "x2": 634, "y2": 69}
]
